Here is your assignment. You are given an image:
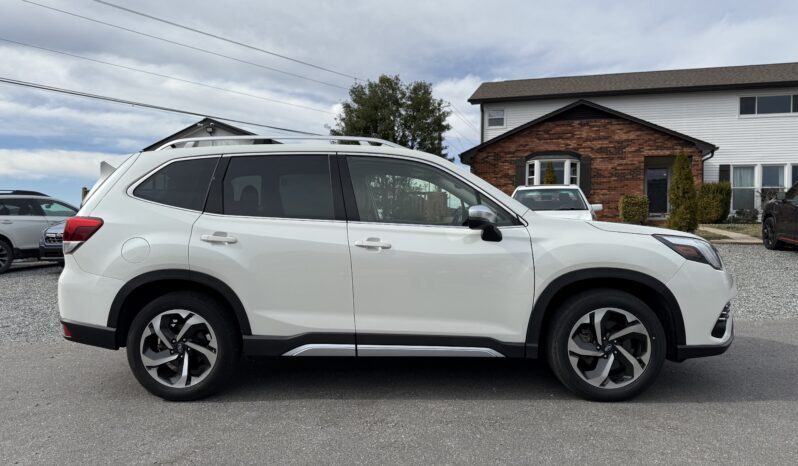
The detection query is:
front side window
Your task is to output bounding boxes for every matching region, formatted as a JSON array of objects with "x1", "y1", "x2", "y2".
[
  {"x1": 133, "y1": 157, "x2": 218, "y2": 211},
  {"x1": 347, "y1": 157, "x2": 515, "y2": 226},
  {"x1": 513, "y1": 188, "x2": 587, "y2": 211},
  {"x1": 0, "y1": 198, "x2": 44, "y2": 216},
  {"x1": 37, "y1": 200, "x2": 77, "y2": 217},
  {"x1": 222, "y1": 155, "x2": 334, "y2": 220},
  {"x1": 487, "y1": 109, "x2": 505, "y2": 127},
  {"x1": 731, "y1": 166, "x2": 755, "y2": 211}
]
